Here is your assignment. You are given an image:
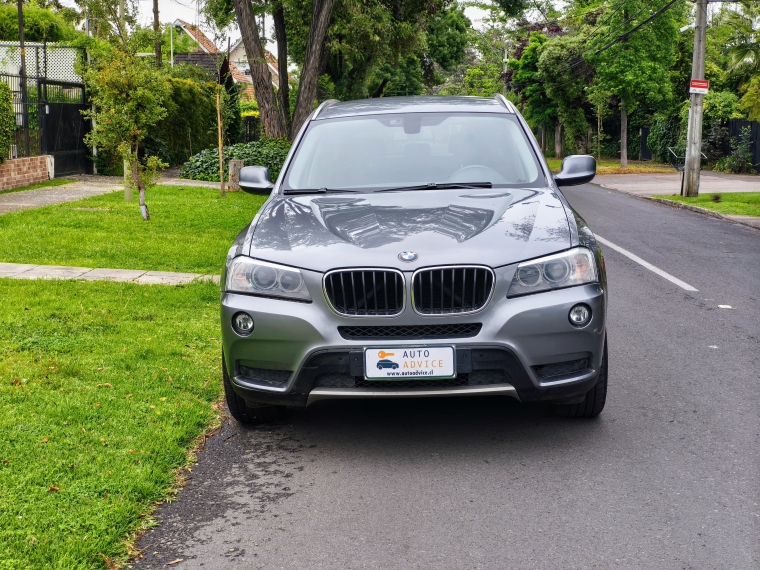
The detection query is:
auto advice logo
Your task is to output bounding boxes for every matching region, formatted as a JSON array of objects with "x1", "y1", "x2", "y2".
[{"x1": 398, "y1": 251, "x2": 418, "y2": 262}]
